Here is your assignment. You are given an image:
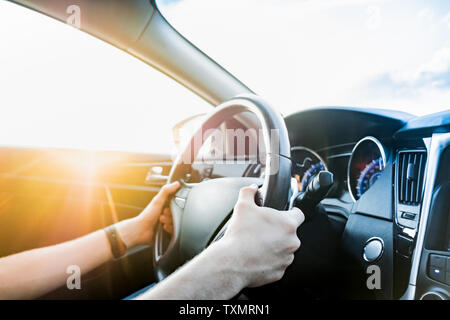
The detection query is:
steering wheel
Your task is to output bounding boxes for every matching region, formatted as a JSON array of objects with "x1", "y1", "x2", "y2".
[{"x1": 153, "y1": 94, "x2": 292, "y2": 281}]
